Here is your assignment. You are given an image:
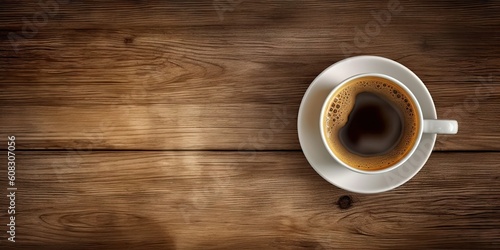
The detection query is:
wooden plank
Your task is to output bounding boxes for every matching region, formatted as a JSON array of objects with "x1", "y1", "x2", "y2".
[
  {"x1": 0, "y1": 104, "x2": 298, "y2": 150},
  {"x1": 0, "y1": 151, "x2": 498, "y2": 249},
  {"x1": 1, "y1": 100, "x2": 500, "y2": 151},
  {"x1": 0, "y1": 0, "x2": 499, "y2": 30},
  {"x1": 0, "y1": 1, "x2": 499, "y2": 150}
]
